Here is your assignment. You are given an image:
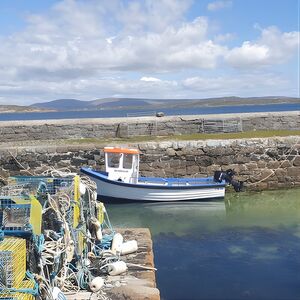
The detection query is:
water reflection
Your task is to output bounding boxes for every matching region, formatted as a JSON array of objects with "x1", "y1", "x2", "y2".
[
  {"x1": 107, "y1": 201, "x2": 226, "y2": 236},
  {"x1": 106, "y1": 188, "x2": 300, "y2": 300},
  {"x1": 107, "y1": 188, "x2": 300, "y2": 235}
]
